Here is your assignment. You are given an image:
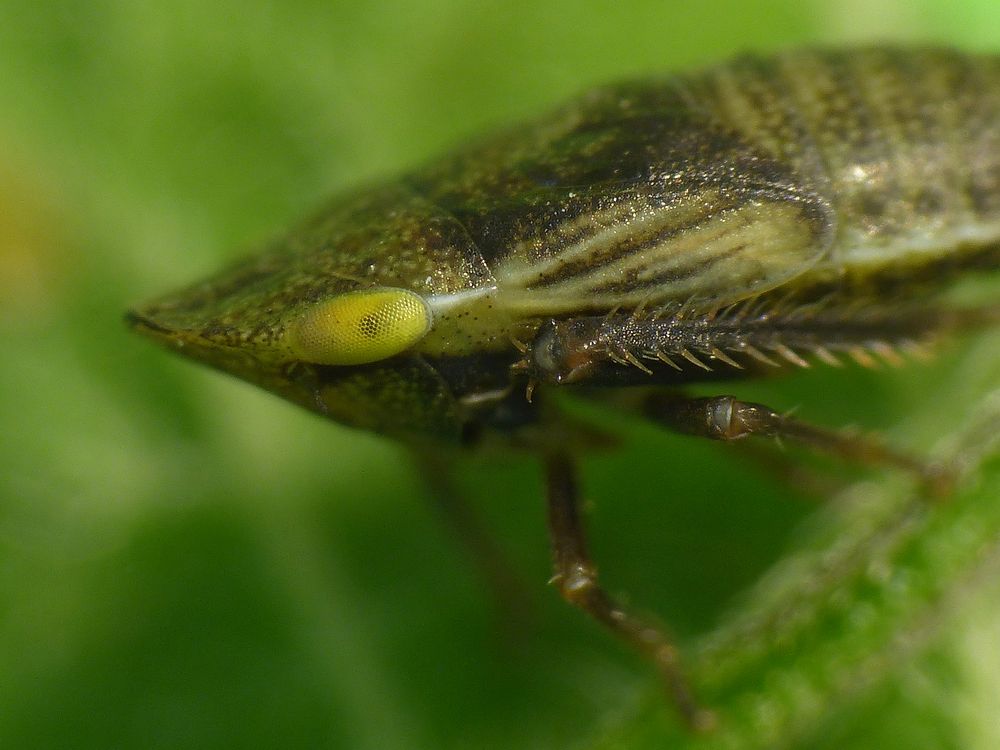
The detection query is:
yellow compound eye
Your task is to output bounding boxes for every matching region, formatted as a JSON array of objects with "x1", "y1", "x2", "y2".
[{"x1": 287, "y1": 288, "x2": 432, "y2": 365}]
